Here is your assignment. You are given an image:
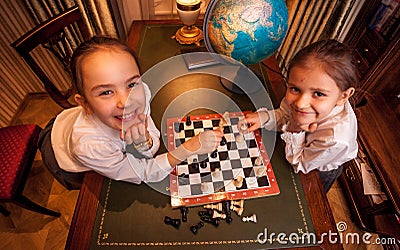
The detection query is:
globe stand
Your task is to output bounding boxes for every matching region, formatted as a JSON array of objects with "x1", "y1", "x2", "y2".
[
  {"x1": 220, "y1": 77, "x2": 246, "y2": 94},
  {"x1": 219, "y1": 65, "x2": 263, "y2": 95},
  {"x1": 173, "y1": 25, "x2": 203, "y2": 47}
]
